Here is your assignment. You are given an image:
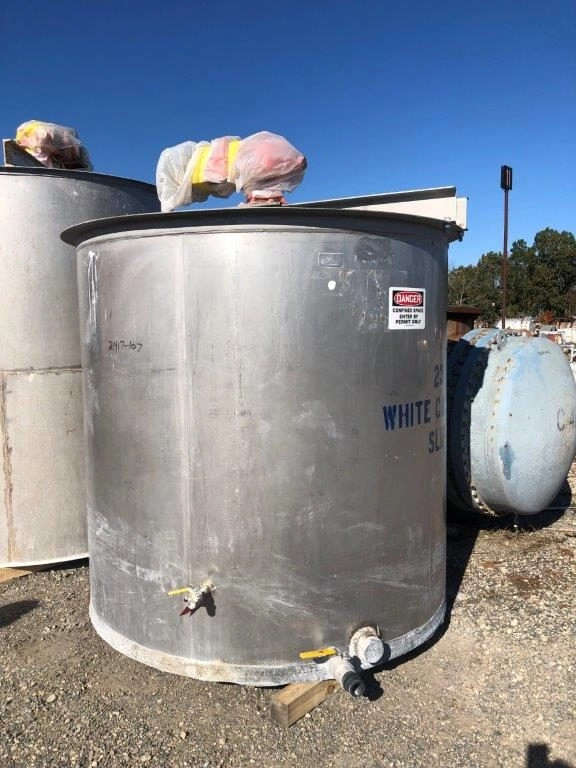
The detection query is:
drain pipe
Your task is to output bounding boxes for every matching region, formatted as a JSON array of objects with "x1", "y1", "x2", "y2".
[{"x1": 327, "y1": 655, "x2": 366, "y2": 697}]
